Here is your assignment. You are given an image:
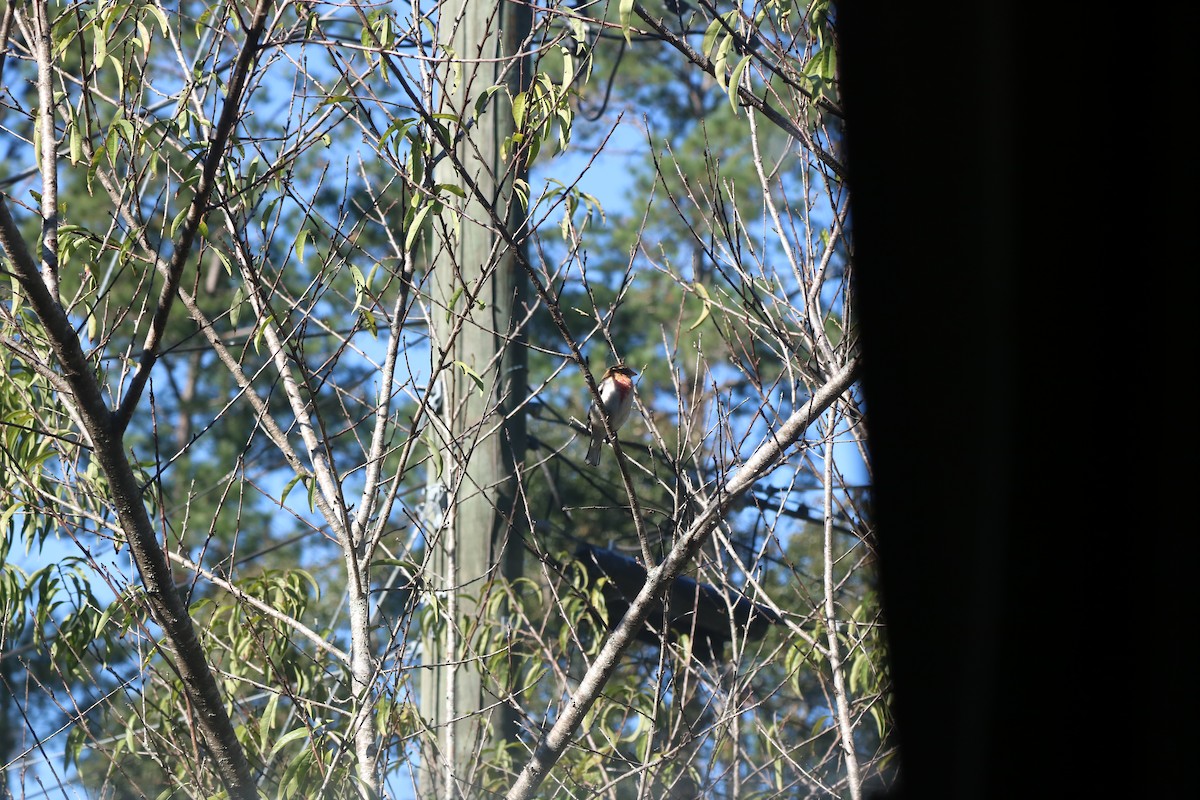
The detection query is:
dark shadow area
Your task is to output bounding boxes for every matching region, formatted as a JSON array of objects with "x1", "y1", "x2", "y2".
[
  {"x1": 837, "y1": 4, "x2": 1188, "y2": 797},
  {"x1": 577, "y1": 544, "x2": 783, "y2": 663}
]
